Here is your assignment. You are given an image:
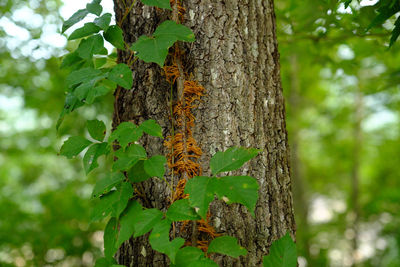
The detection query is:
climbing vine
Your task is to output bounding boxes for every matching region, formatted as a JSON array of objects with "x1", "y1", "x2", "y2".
[{"x1": 58, "y1": 0, "x2": 296, "y2": 266}]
